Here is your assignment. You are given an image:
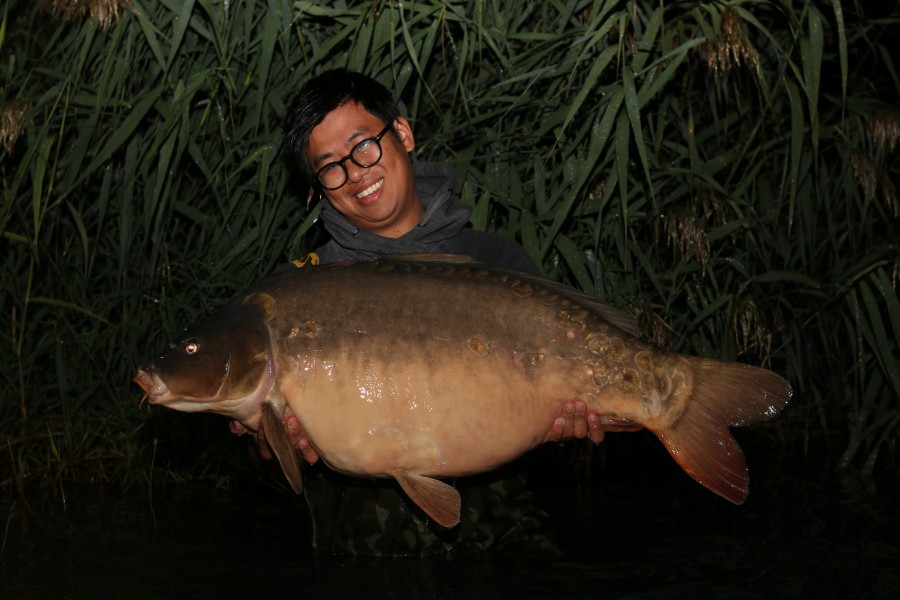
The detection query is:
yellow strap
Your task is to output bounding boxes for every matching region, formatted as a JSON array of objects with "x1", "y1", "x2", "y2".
[{"x1": 291, "y1": 252, "x2": 320, "y2": 268}]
